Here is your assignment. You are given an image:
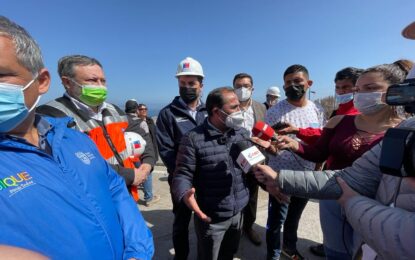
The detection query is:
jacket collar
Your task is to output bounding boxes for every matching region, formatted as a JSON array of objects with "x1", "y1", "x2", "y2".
[{"x1": 171, "y1": 96, "x2": 206, "y2": 113}]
